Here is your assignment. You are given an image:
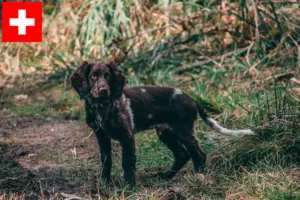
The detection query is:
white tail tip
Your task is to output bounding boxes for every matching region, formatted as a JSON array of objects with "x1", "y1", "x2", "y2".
[{"x1": 207, "y1": 118, "x2": 254, "y2": 137}]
